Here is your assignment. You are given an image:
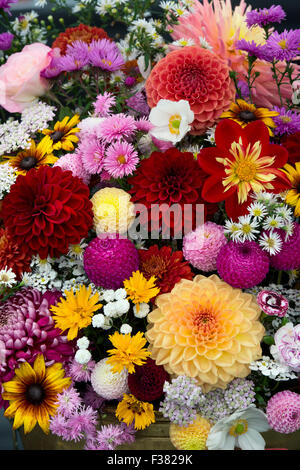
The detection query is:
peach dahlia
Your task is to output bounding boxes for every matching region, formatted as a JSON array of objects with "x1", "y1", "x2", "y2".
[{"x1": 146, "y1": 275, "x2": 264, "y2": 392}]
